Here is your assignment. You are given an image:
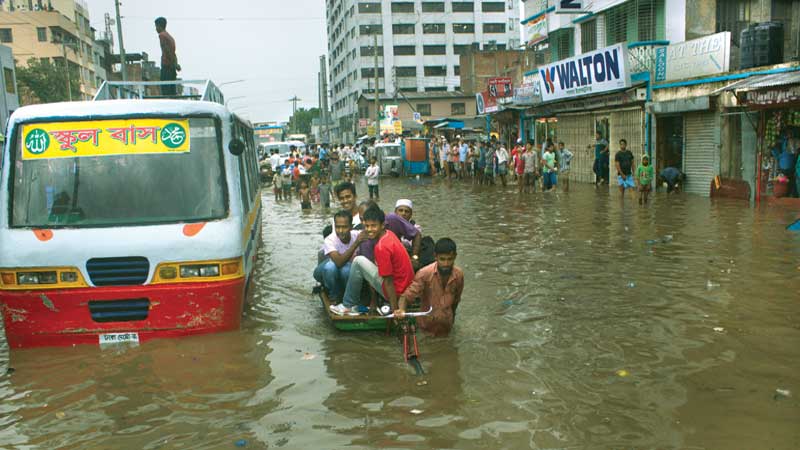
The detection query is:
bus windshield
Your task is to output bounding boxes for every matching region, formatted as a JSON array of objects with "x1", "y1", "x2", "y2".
[{"x1": 11, "y1": 117, "x2": 227, "y2": 228}]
